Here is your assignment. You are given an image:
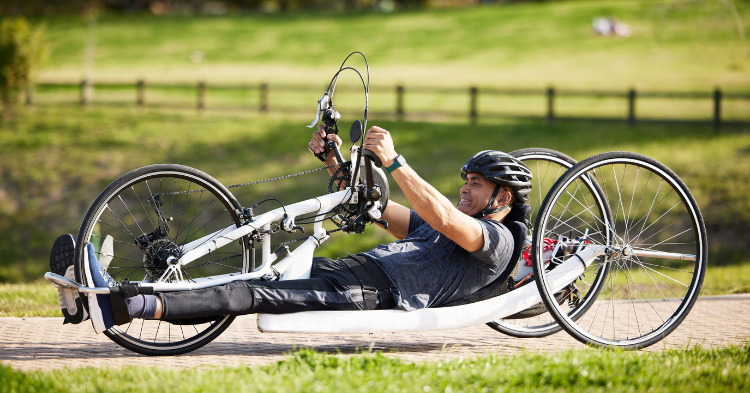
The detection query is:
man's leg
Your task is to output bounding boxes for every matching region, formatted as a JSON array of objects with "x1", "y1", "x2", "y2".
[
  {"x1": 90, "y1": 255, "x2": 392, "y2": 330},
  {"x1": 136, "y1": 257, "x2": 373, "y2": 321}
]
